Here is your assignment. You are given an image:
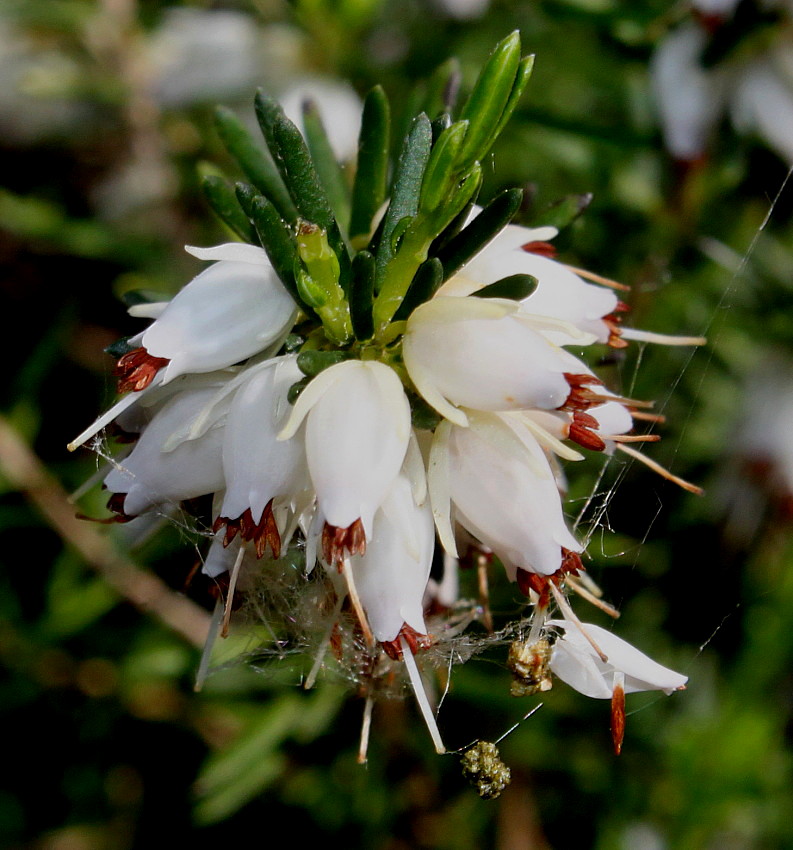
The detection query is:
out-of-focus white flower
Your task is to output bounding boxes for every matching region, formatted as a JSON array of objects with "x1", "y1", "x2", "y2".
[
  {"x1": 348, "y1": 473, "x2": 435, "y2": 642},
  {"x1": 429, "y1": 412, "x2": 582, "y2": 577},
  {"x1": 651, "y1": 23, "x2": 728, "y2": 162},
  {"x1": 548, "y1": 619, "x2": 688, "y2": 698},
  {"x1": 404, "y1": 296, "x2": 587, "y2": 427},
  {"x1": 652, "y1": 7, "x2": 793, "y2": 165},
  {"x1": 147, "y1": 8, "x2": 263, "y2": 108},
  {"x1": 279, "y1": 360, "x2": 411, "y2": 559},
  {"x1": 120, "y1": 244, "x2": 297, "y2": 389},
  {"x1": 430, "y1": 0, "x2": 490, "y2": 20},
  {"x1": 103, "y1": 382, "x2": 228, "y2": 517},
  {"x1": 279, "y1": 76, "x2": 363, "y2": 162}
]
